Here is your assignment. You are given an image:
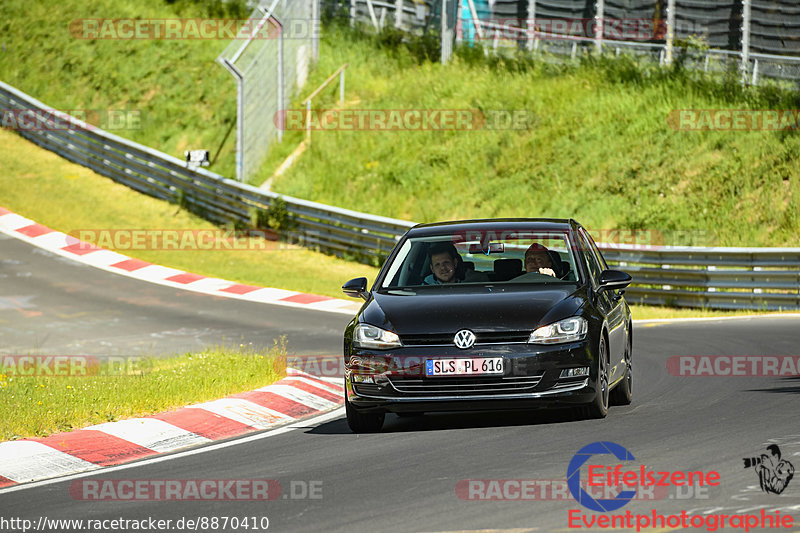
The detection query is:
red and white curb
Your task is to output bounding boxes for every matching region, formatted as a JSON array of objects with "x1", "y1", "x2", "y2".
[
  {"x1": 0, "y1": 368, "x2": 343, "y2": 488},
  {"x1": 0, "y1": 206, "x2": 362, "y2": 315}
]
